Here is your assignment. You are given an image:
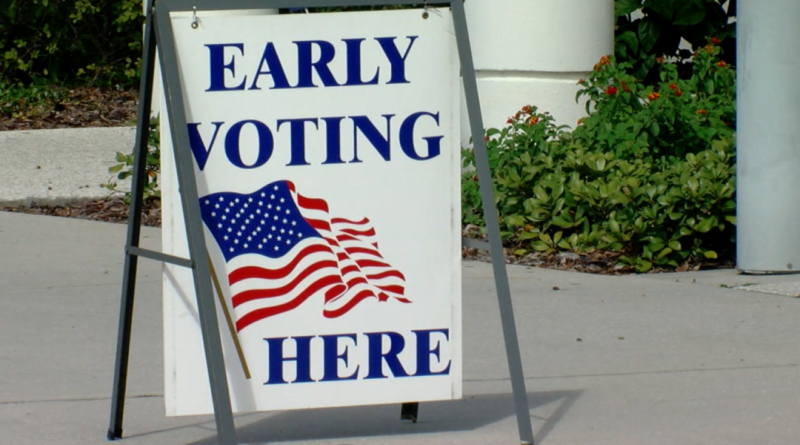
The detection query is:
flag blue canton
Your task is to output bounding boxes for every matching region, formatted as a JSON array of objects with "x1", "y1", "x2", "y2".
[{"x1": 200, "y1": 181, "x2": 322, "y2": 262}]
